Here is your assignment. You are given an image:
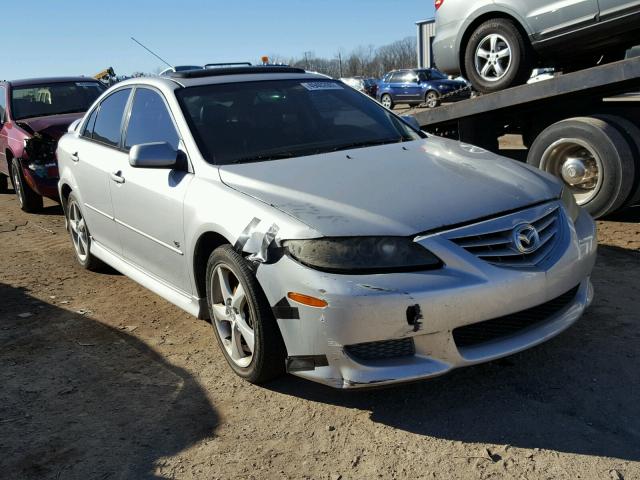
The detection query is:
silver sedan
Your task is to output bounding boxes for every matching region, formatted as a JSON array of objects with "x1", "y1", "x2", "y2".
[{"x1": 57, "y1": 67, "x2": 597, "y2": 388}]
